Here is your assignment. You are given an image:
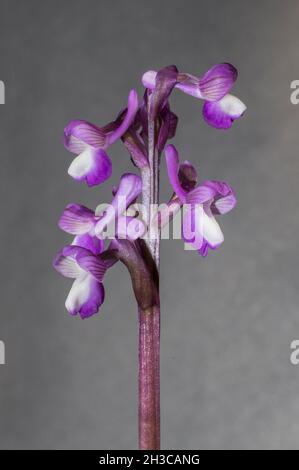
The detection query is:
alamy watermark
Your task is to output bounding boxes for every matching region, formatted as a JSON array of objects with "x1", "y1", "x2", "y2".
[
  {"x1": 290, "y1": 80, "x2": 299, "y2": 104},
  {"x1": 94, "y1": 199, "x2": 204, "y2": 250},
  {"x1": 0, "y1": 340, "x2": 5, "y2": 365},
  {"x1": 290, "y1": 340, "x2": 299, "y2": 365},
  {"x1": 0, "y1": 80, "x2": 5, "y2": 104}
]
